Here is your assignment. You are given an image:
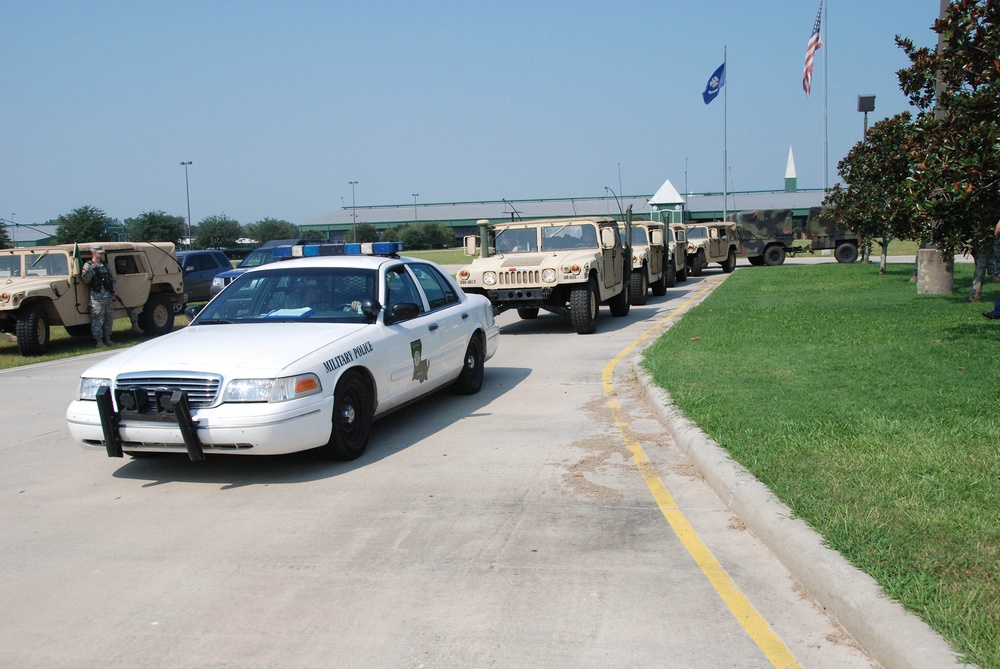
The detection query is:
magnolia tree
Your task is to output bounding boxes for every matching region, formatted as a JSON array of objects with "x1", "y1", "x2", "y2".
[
  {"x1": 897, "y1": 0, "x2": 1000, "y2": 301},
  {"x1": 825, "y1": 113, "x2": 918, "y2": 275}
]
